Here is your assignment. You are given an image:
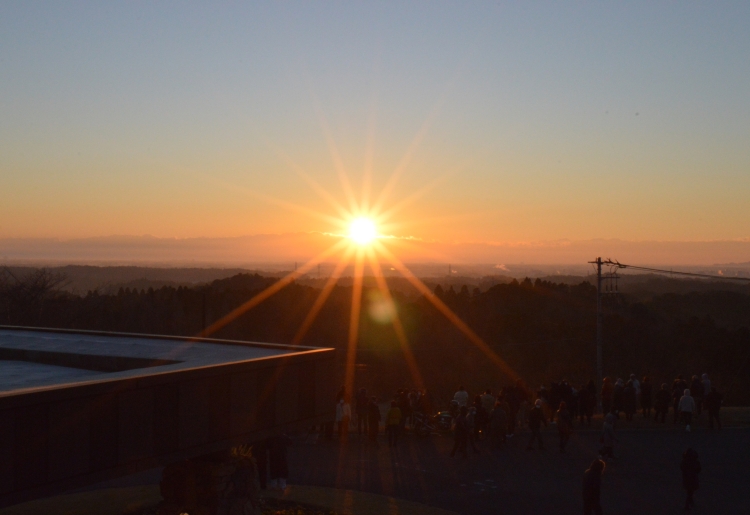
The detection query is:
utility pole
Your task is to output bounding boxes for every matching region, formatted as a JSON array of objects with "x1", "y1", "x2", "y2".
[{"x1": 589, "y1": 257, "x2": 604, "y2": 413}]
